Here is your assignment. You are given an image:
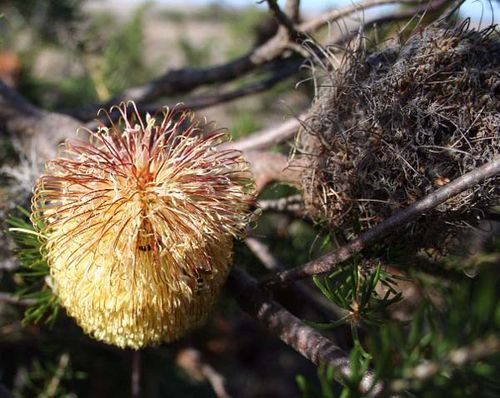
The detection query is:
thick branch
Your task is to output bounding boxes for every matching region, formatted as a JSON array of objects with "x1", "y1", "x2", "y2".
[
  {"x1": 227, "y1": 267, "x2": 383, "y2": 396},
  {"x1": 118, "y1": 58, "x2": 303, "y2": 123},
  {"x1": 70, "y1": 36, "x2": 300, "y2": 120},
  {"x1": 265, "y1": 157, "x2": 500, "y2": 287},
  {"x1": 178, "y1": 59, "x2": 301, "y2": 109},
  {"x1": 264, "y1": 0, "x2": 300, "y2": 37},
  {"x1": 0, "y1": 81, "x2": 82, "y2": 160},
  {"x1": 0, "y1": 83, "x2": 297, "y2": 192},
  {"x1": 70, "y1": 57, "x2": 258, "y2": 121}
]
